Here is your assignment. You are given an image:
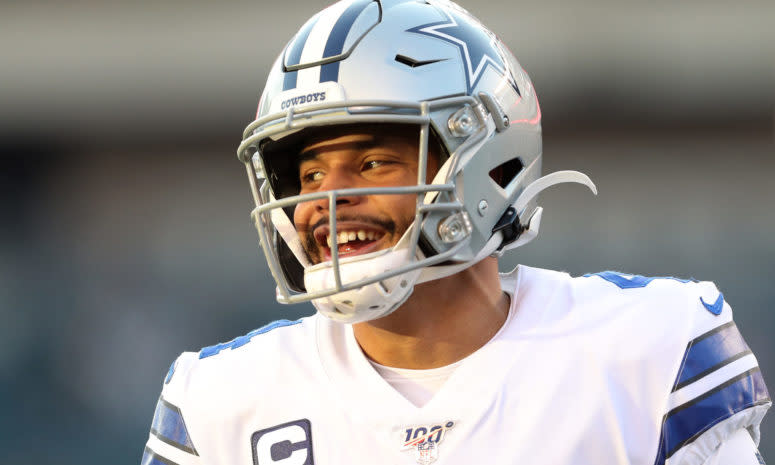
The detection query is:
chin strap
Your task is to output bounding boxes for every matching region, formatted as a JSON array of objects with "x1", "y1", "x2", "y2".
[{"x1": 492, "y1": 170, "x2": 597, "y2": 255}]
